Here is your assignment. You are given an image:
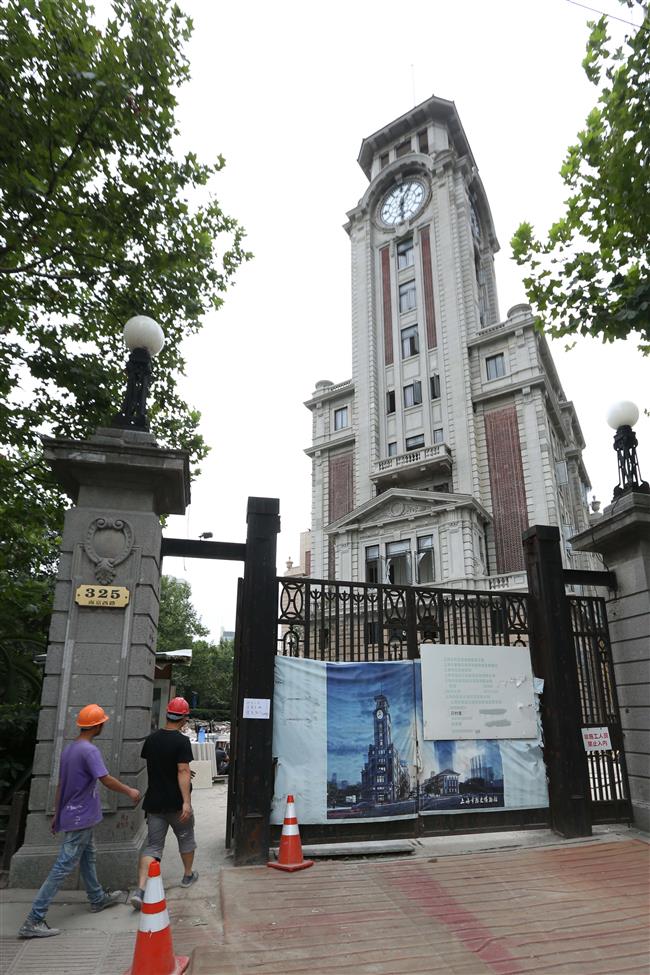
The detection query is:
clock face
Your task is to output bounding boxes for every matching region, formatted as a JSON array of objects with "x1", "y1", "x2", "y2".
[
  {"x1": 380, "y1": 180, "x2": 425, "y2": 226},
  {"x1": 376, "y1": 709, "x2": 384, "y2": 719}
]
